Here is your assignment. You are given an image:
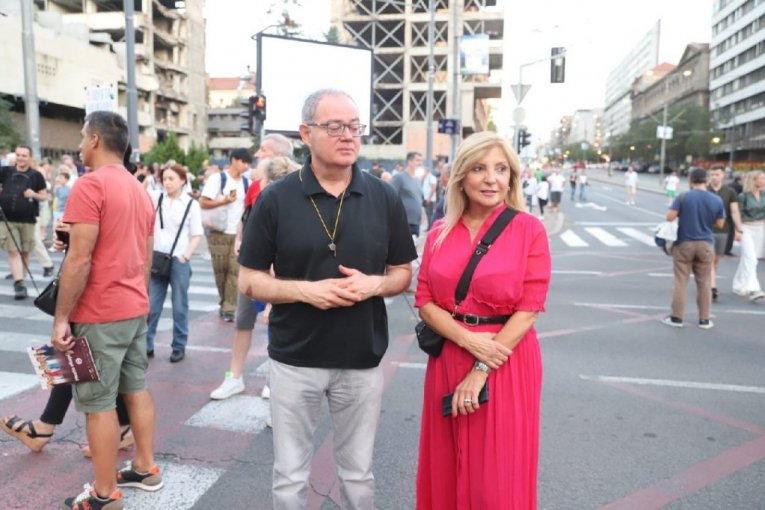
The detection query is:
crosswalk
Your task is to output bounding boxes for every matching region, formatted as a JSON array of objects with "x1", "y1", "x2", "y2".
[{"x1": 555, "y1": 222, "x2": 657, "y2": 249}]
